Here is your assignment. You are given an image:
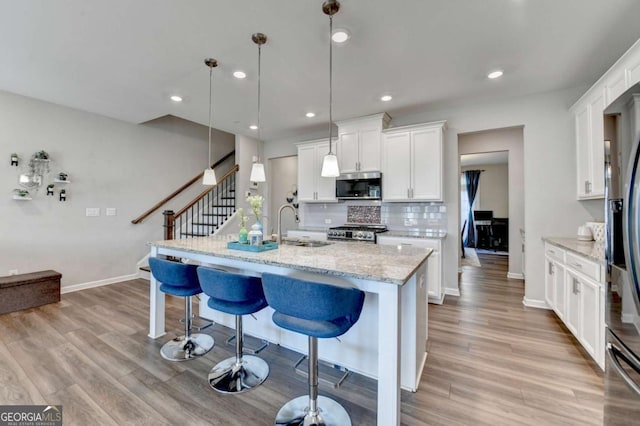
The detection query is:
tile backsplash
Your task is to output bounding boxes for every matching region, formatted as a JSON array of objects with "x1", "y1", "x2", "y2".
[{"x1": 300, "y1": 201, "x2": 447, "y2": 231}]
